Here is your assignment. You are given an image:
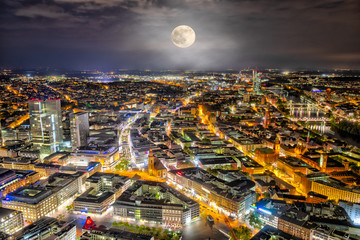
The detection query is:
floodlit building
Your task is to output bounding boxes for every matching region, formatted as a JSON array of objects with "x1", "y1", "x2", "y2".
[
  {"x1": 0, "y1": 157, "x2": 38, "y2": 171},
  {"x1": 113, "y1": 180, "x2": 199, "y2": 227},
  {"x1": 69, "y1": 145, "x2": 119, "y2": 170},
  {"x1": 296, "y1": 172, "x2": 360, "y2": 204},
  {"x1": 1, "y1": 171, "x2": 83, "y2": 222},
  {"x1": 74, "y1": 173, "x2": 130, "y2": 214},
  {"x1": 168, "y1": 167, "x2": 256, "y2": 218},
  {"x1": 0, "y1": 168, "x2": 40, "y2": 198},
  {"x1": 2, "y1": 187, "x2": 58, "y2": 222},
  {"x1": 45, "y1": 171, "x2": 85, "y2": 205}
]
